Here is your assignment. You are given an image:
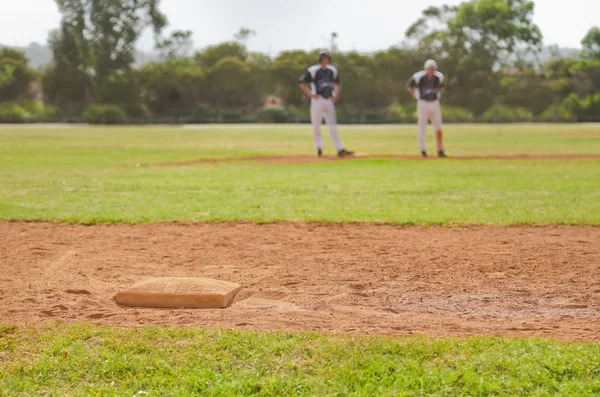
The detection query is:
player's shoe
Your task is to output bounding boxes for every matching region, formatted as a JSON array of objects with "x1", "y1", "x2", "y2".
[
  {"x1": 337, "y1": 149, "x2": 354, "y2": 157},
  {"x1": 421, "y1": 151, "x2": 428, "y2": 158},
  {"x1": 438, "y1": 151, "x2": 448, "y2": 158},
  {"x1": 317, "y1": 148, "x2": 323, "y2": 157}
]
